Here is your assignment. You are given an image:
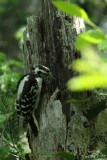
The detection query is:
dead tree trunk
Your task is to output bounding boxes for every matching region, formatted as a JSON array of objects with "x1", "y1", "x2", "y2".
[{"x1": 22, "y1": 0, "x2": 107, "y2": 160}]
